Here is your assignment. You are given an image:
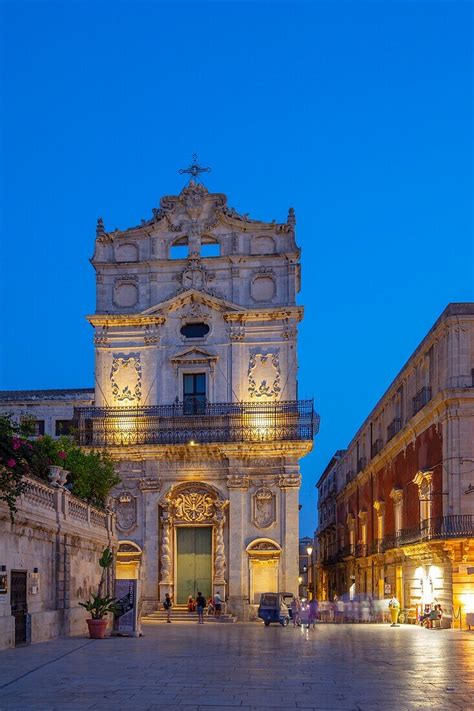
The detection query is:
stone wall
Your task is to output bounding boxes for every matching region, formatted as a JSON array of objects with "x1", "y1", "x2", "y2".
[{"x1": 0, "y1": 477, "x2": 116, "y2": 650}]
